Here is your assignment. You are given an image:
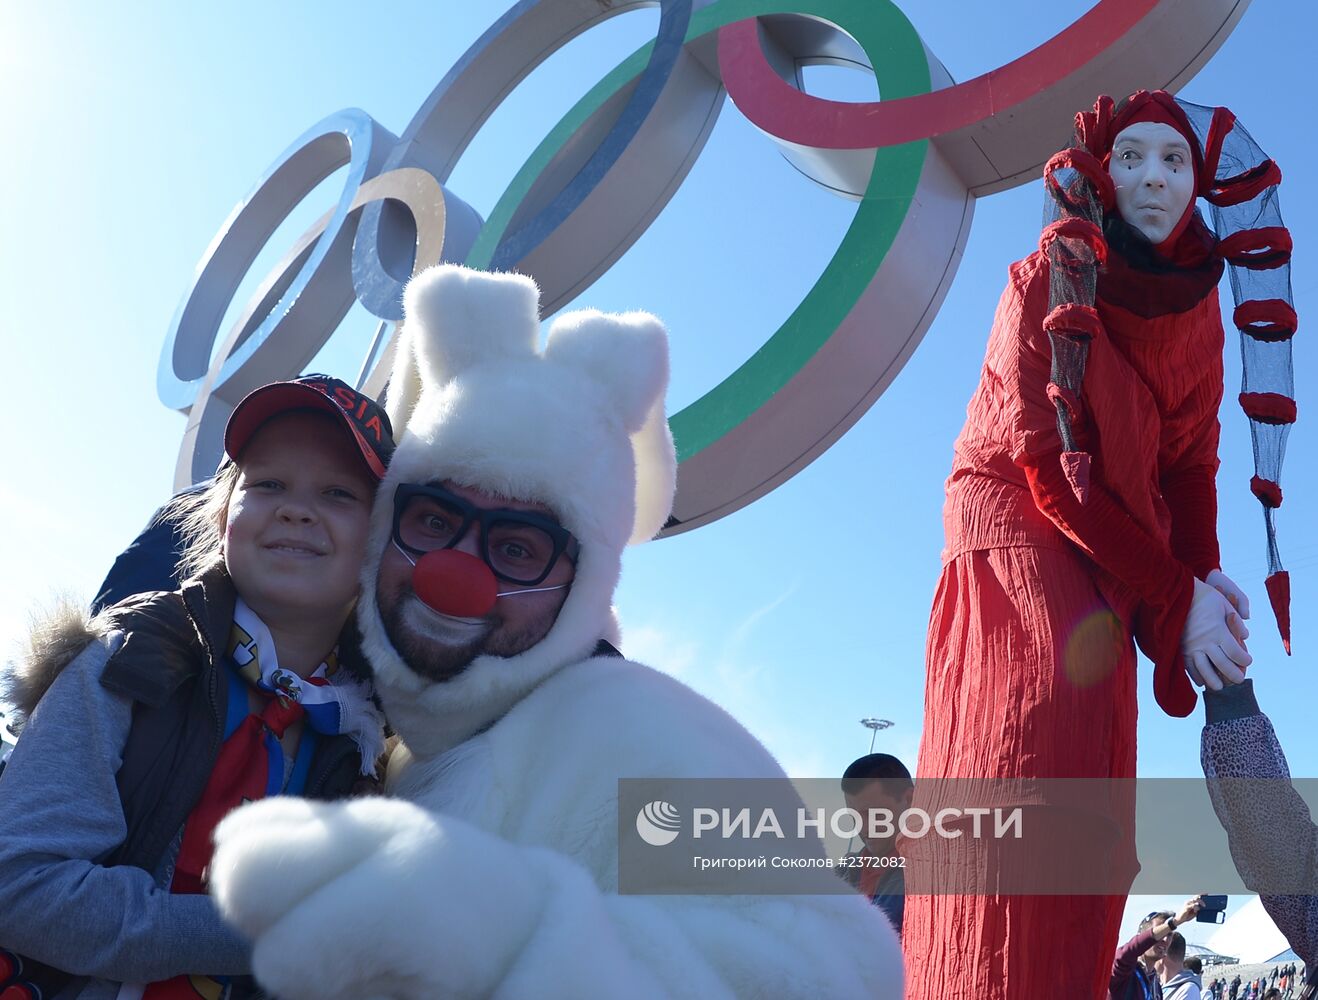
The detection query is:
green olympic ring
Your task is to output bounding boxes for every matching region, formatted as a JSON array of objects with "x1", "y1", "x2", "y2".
[{"x1": 467, "y1": 0, "x2": 931, "y2": 513}]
